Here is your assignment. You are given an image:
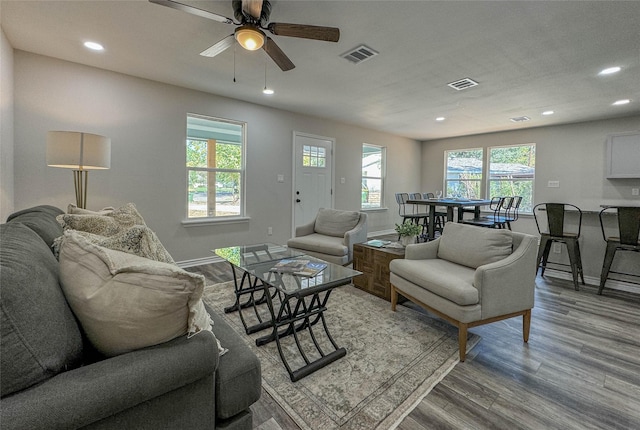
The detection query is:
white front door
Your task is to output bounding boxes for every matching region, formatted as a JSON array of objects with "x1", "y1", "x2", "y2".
[{"x1": 292, "y1": 132, "x2": 334, "y2": 234}]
